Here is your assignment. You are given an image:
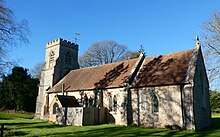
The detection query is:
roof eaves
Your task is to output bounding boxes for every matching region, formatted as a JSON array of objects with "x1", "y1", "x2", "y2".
[{"x1": 131, "y1": 82, "x2": 191, "y2": 89}]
